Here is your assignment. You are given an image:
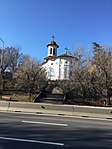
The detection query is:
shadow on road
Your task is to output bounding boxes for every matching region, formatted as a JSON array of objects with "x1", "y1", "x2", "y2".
[{"x1": 0, "y1": 121, "x2": 112, "y2": 149}]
